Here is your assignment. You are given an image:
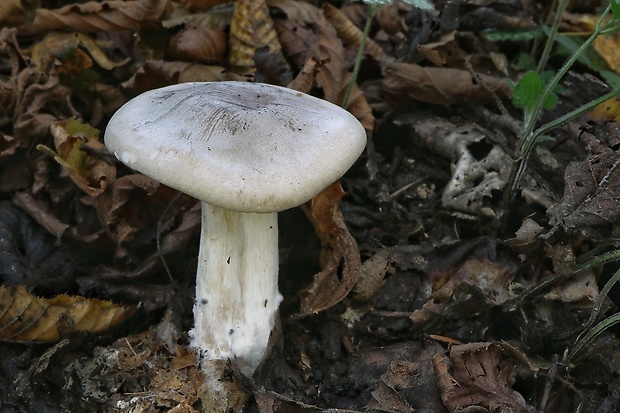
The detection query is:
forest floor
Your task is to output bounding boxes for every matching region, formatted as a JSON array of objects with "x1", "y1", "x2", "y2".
[{"x1": 1, "y1": 0, "x2": 620, "y2": 412}]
